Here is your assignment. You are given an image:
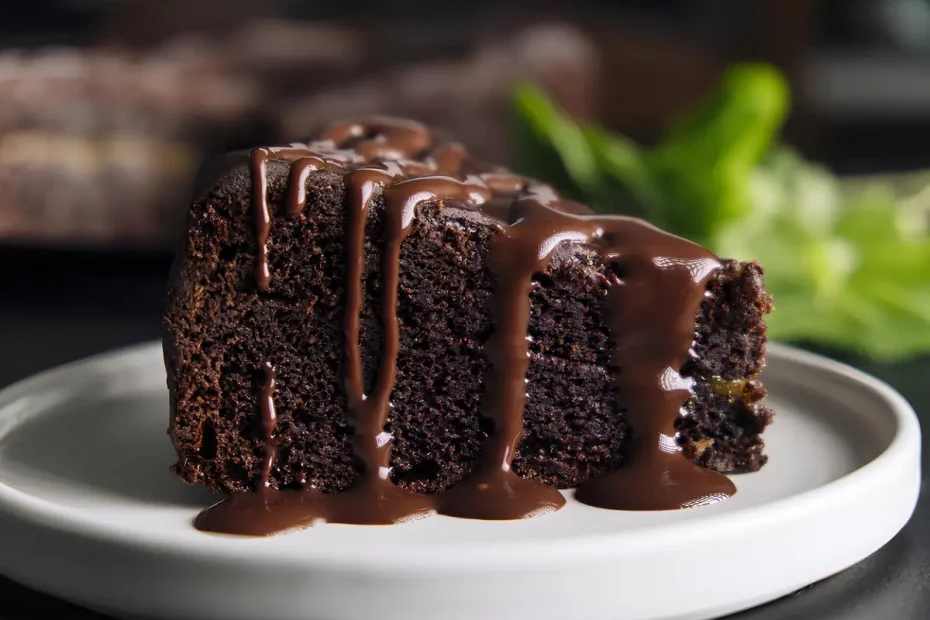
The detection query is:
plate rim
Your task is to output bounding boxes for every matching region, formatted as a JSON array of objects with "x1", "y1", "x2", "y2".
[{"x1": 0, "y1": 340, "x2": 920, "y2": 572}]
